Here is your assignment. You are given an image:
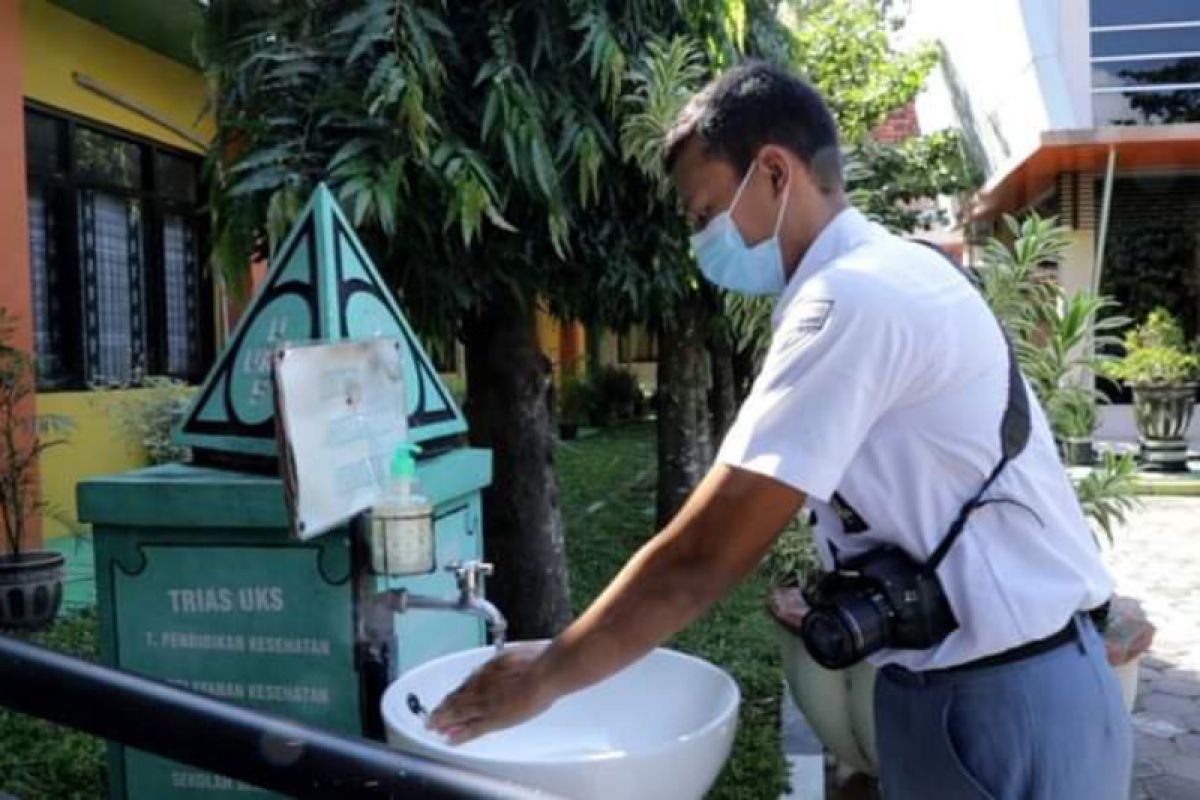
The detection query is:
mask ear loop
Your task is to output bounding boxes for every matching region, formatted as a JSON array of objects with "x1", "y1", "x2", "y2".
[
  {"x1": 772, "y1": 169, "x2": 791, "y2": 238},
  {"x1": 728, "y1": 160, "x2": 758, "y2": 213}
]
